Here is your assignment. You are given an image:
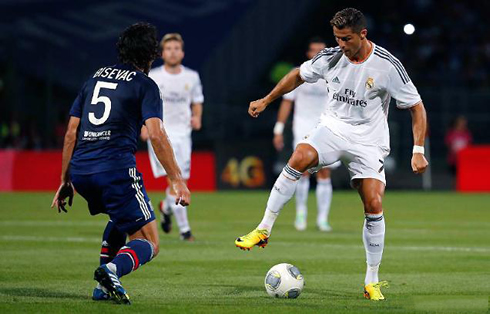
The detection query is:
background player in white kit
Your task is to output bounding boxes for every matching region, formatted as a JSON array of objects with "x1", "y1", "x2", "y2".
[
  {"x1": 141, "y1": 33, "x2": 203, "y2": 241},
  {"x1": 235, "y1": 8, "x2": 428, "y2": 301},
  {"x1": 273, "y1": 37, "x2": 339, "y2": 232}
]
